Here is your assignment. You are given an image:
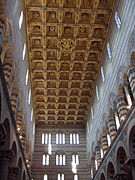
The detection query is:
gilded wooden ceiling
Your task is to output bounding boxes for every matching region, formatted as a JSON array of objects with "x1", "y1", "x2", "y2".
[{"x1": 25, "y1": 0, "x2": 116, "y2": 127}]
